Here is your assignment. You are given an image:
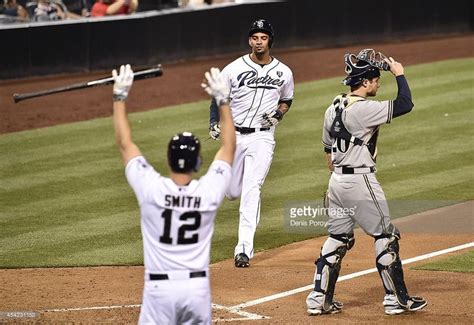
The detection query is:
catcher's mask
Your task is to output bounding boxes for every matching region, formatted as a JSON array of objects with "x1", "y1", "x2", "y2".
[
  {"x1": 167, "y1": 132, "x2": 202, "y2": 173},
  {"x1": 248, "y1": 19, "x2": 274, "y2": 48},
  {"x1": 342, "y1": 49, "x2": 390, "y2": 87}
]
